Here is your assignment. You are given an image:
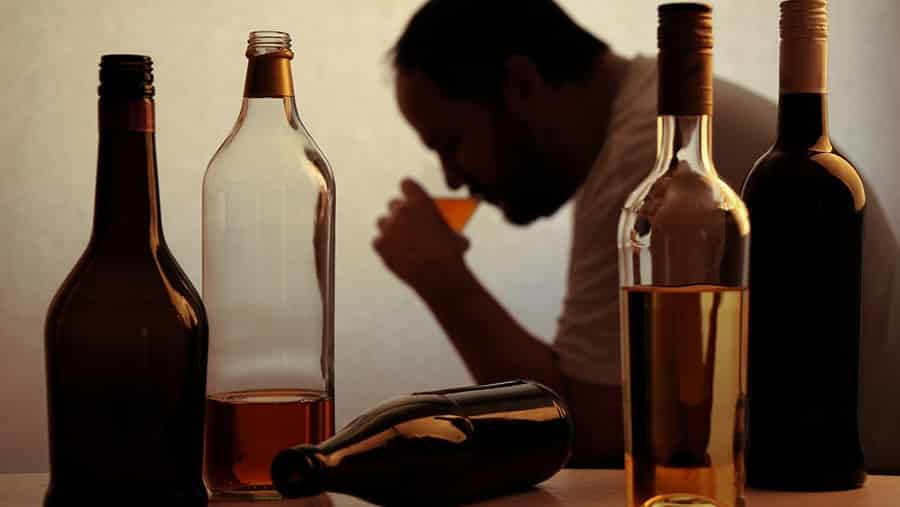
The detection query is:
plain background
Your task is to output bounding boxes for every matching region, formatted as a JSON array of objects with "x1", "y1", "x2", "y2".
[{"x1": 2, "y1": 0, "x2": 898, "y2": 473}]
